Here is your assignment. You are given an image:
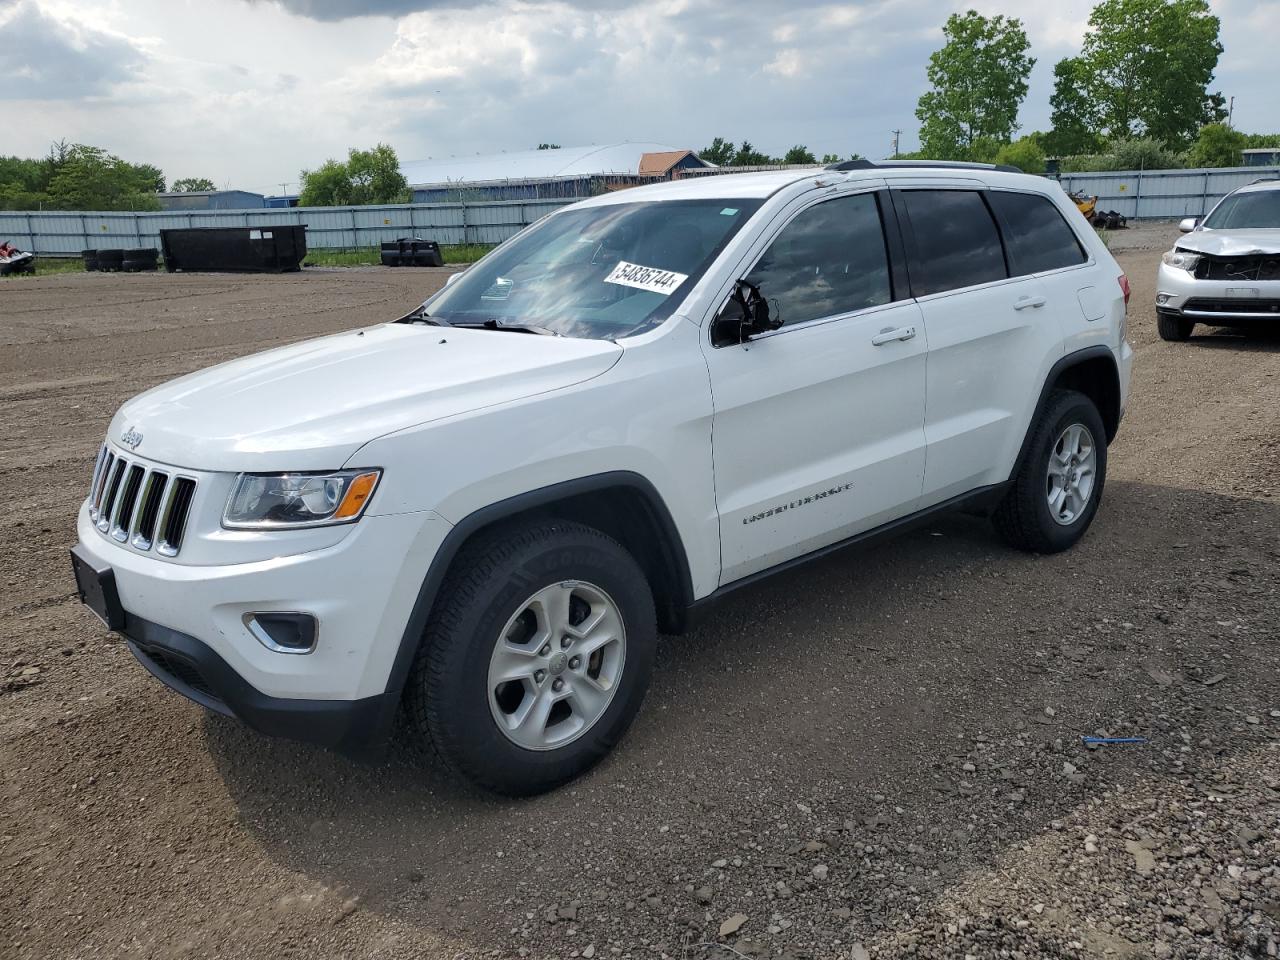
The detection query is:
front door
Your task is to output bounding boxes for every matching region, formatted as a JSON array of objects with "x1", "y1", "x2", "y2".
[{"x1": 701, "y1": 189, "x2": 928, "y2": 586}]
